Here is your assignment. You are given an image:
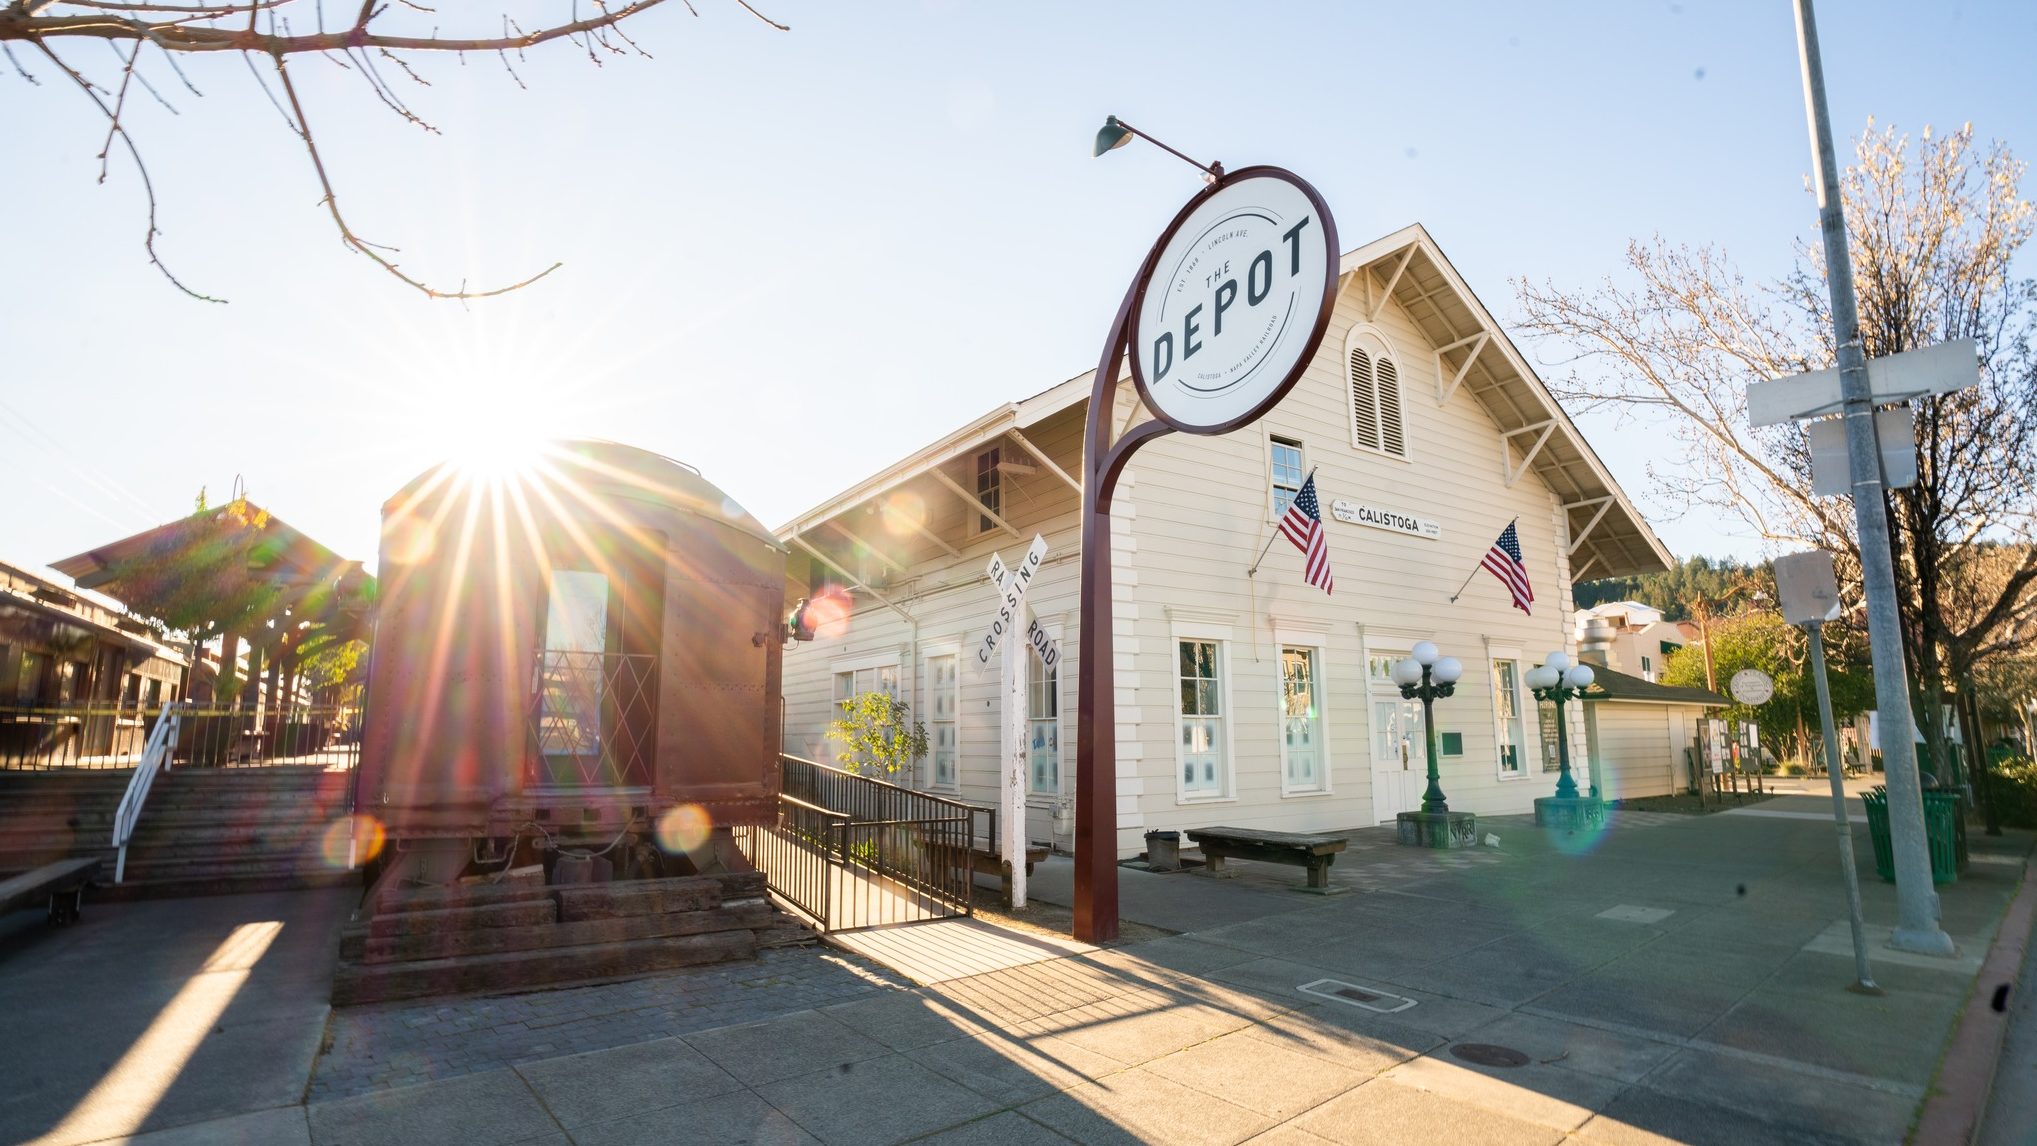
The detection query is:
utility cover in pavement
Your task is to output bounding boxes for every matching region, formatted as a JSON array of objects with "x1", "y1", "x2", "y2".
[
  {"x1": 1596, "y1": 904, "x2": 1675, "y2": 925},
  {"x1": 1449, "y1": 1043, "x2": 1530, "y2": 1068},
  {"x1": 1297, "y1": 978, "x2": 1417, "y2": 1014}
]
